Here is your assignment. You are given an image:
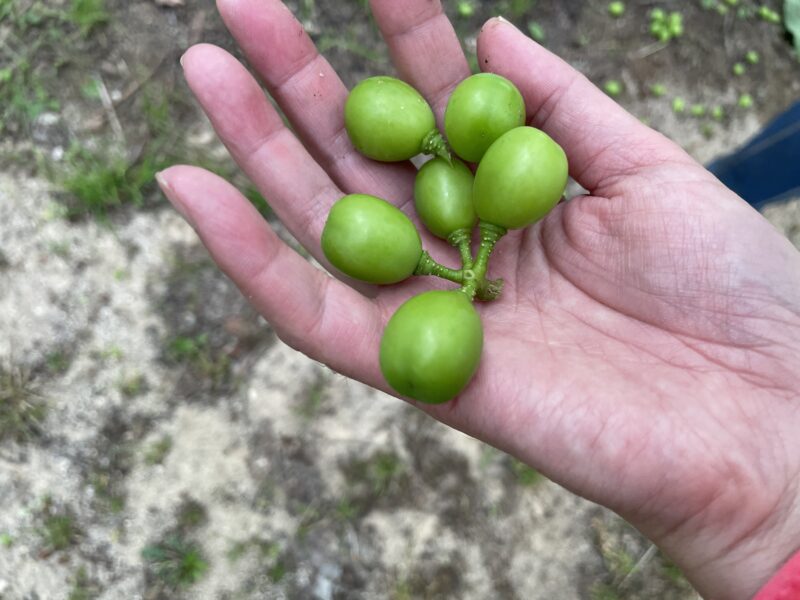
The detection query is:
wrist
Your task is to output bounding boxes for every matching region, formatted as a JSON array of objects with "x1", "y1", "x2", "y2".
[{"x1": 655, "y1": 479, "x2": 800, "y2": 599}]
